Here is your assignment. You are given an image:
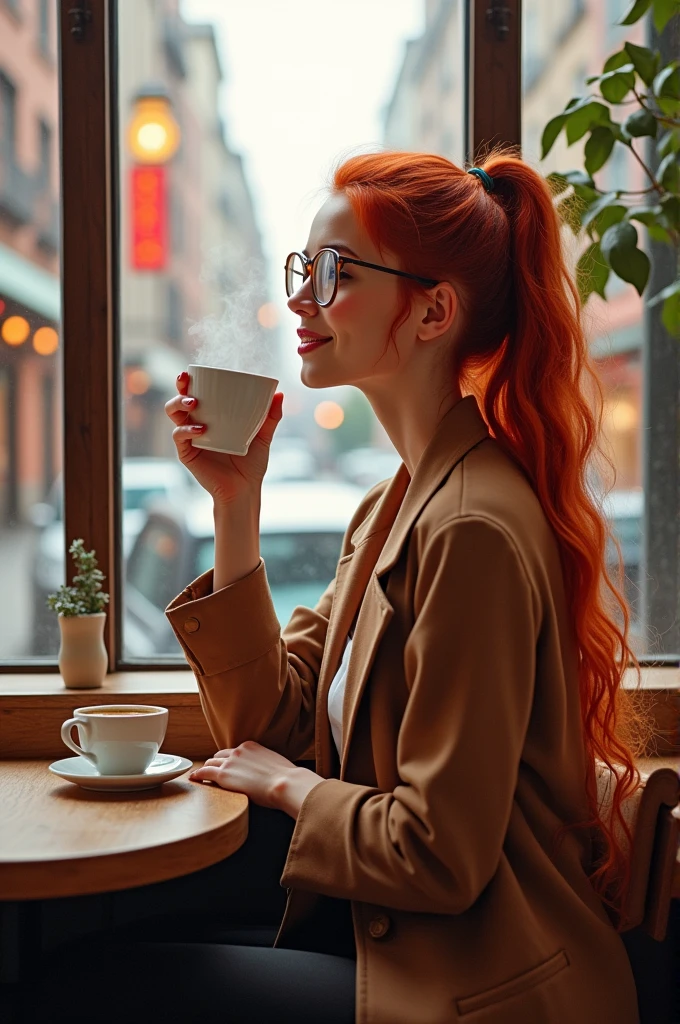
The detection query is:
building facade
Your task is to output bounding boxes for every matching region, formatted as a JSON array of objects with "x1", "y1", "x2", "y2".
[
  {"x1": 384, "y1": 0, "x2": 464, "y2": 165},
  {"x1": 523, "y1": 0, "x2": 646, "y2": 493},
  {"x1": 0, "y1": 0, "x2": 60, "y2": 525},
  {"x1": 118, "y1": 0, "x2": 271, "y2": 459},
  {"x1": 0, "y1": 0, "x2": 269, "y2": 523},
  {"x1": 384, "y1": 0, "x2": 648, "y2": 492}
]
